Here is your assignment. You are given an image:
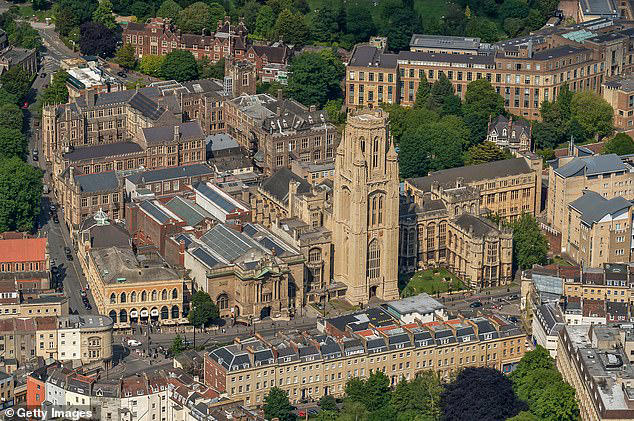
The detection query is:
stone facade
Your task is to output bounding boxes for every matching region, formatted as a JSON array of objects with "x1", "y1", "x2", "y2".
[{"x1": 332, "y1": 109, "x2": 400, "y2": 304}]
